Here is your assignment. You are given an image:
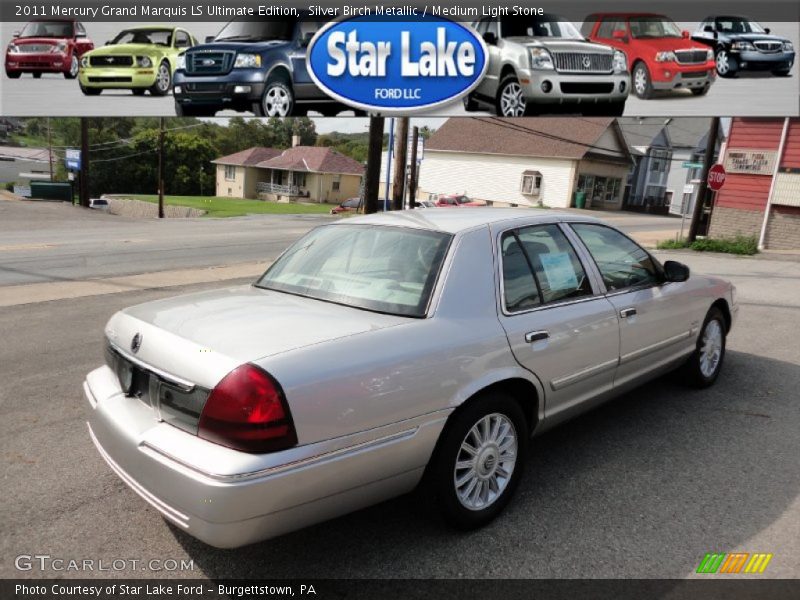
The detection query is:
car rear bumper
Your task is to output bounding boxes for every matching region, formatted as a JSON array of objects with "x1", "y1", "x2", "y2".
[
  {"x1": 520, "y1": 70, "x2": 630, "y2": 103},
  {"x1": 651, "y1": 65, "x2": 716, "y2": 89},
  {"x1": 84, "y1": 365, "x2": 444, "y2": 548},
  {"x1": 79, "y1": 67, "x2": 157, "y2": 88},
  {"x1": 5, "y1": 52, "x2": 70, "y2": 73}
]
